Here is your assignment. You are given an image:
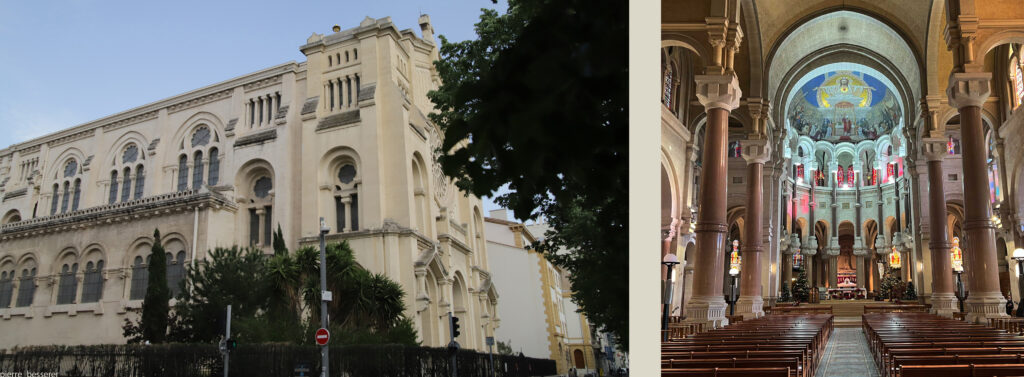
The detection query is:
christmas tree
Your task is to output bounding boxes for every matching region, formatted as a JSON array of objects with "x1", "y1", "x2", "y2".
[
  {"x1": 791, "y1": 267, "x2": 810, "y2": 303},
  {"x1": 880, "y1": 266, "x2": 903, "y2": 301},
  {"x1": 904, "y1": 281, "x2": 918, "y2": 301},
  {"x1": 779, "y1": 283, "x2": 792, "y2": 302}
]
